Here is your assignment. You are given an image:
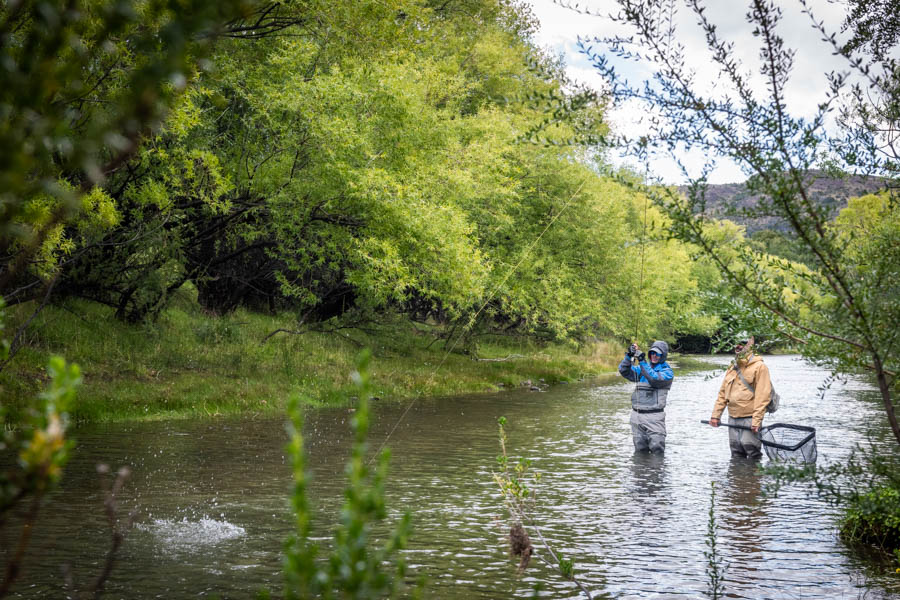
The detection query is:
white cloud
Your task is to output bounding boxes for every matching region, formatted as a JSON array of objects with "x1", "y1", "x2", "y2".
[{"x1": 525, "y1": 0, "x2": 861, "y2": 184}]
